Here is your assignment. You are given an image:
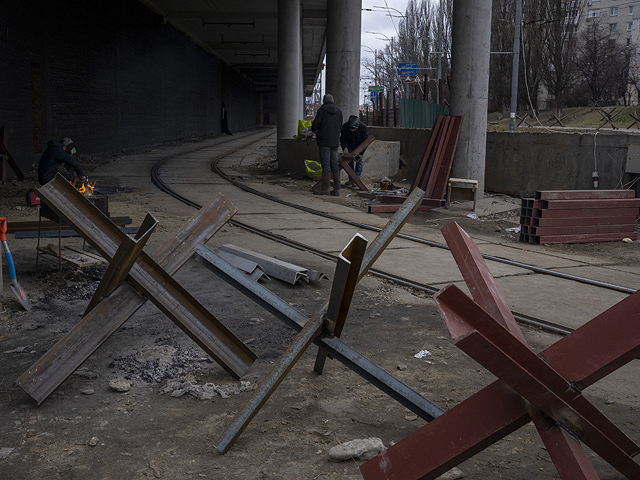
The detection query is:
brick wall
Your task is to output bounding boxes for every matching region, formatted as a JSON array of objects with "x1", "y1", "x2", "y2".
[{"x1": 0, "y1": 0, "x2": 257, "y2": 174}]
